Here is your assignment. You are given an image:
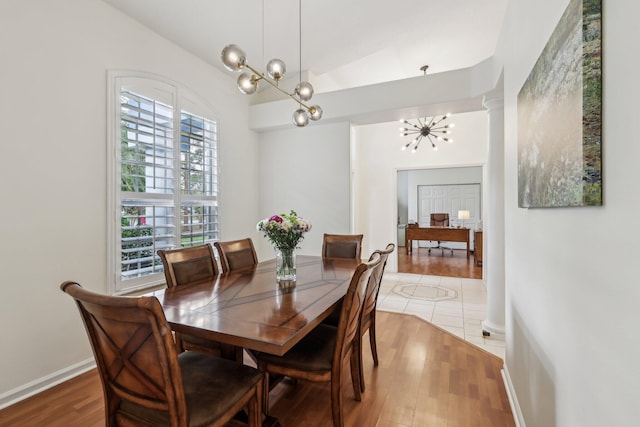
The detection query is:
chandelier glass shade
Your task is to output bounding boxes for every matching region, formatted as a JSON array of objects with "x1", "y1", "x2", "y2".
[
  {"x1": 221, "y1": 44, "x2": 322, "y2": 127},
  {"x1": 400, "y1": 113, "x2": 454, "y2": 153}
]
